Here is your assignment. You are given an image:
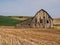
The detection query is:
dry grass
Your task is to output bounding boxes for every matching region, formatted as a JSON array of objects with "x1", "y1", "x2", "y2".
[
  {"x1": 0, "y1": 27, "x2": 60, "y2": 45},
  {"x1": 53, "y1": 26, "x2": 60, "y2": 29},
  {"x1": 12, "y1": 17, "x2": 28, "y2": 21}
]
